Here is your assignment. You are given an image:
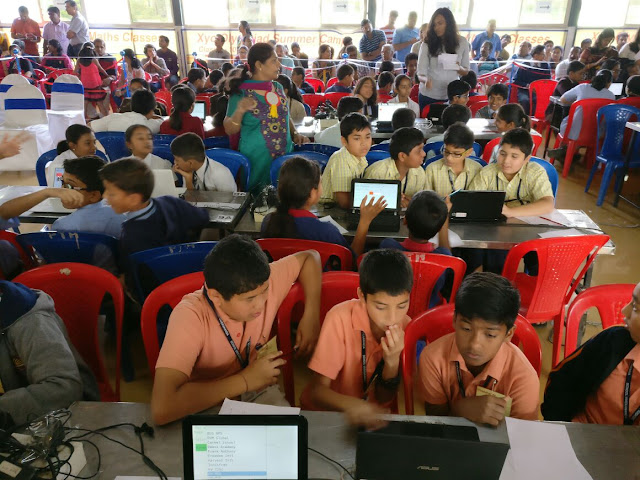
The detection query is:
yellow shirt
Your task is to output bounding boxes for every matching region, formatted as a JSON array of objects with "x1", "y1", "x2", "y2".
[
  {"x1": 469, "y1": 162, "x2": 553, "y2": 204},
  {"x1": 320, "y1": 147, "x2": 369, "y2": 202},
  {"x1": 363, "y1": 157, "x2": 426, "y2": 197},
  {"x1": 424, "y1": 158, "x2": 483, "y2": 197}
]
